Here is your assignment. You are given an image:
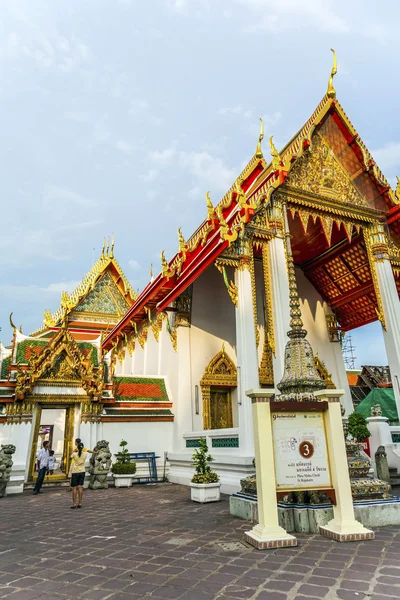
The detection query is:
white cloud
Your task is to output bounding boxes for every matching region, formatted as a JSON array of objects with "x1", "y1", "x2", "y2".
[
  {"x1": 44, "y1": 185, "x2": 96, "y2": 208},
  {"x1": 116, "y1": 140, "x2": 133, "y2": 154},
  {"x1": 128, "y1": 260, "x2": 142, "y2": 271},
  {"x1": 149, "y1": 146, "x2": 176, "y2": 163},
  {"x1": 178, "y1": 150, "x2": 236, "y2": 194},
  {"x1": 238, "y1": 0, "x2": 349, "y2": 33},
  {"x1": 141, "y1": 168, "x2": 159, "y2": 182},
  {"x1": 218, "y1": 105, "x2": 252, "y2": 118},
  {"x1": 371, "y1": 142, "x2": 400, "y2": 173},
  {"x1": 46, "y1": 281, "x2": 81, "y2": 293}
]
